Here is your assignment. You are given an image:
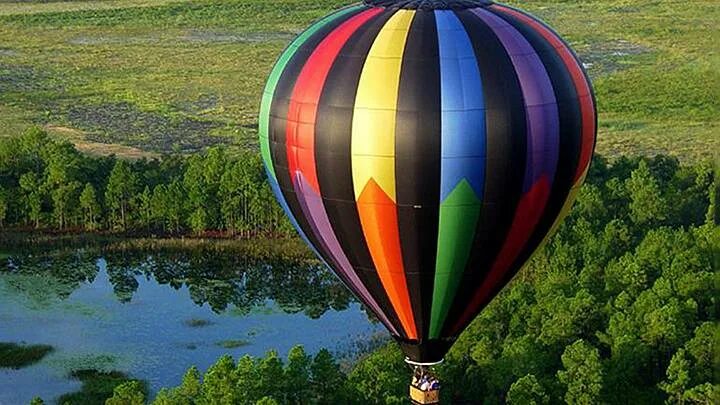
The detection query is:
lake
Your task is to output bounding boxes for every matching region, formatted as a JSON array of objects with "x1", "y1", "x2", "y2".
[{"x1": 0, "y1": 241, "x2": 385, "y2": 404}]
